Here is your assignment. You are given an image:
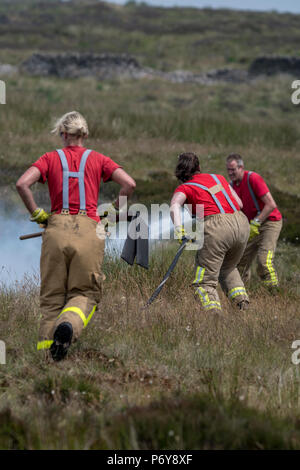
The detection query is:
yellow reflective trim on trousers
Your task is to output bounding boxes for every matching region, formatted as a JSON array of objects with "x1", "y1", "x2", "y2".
[
  {"x1": 58, "y1": 306, "x2": 86, "y2": 326},
  {"x1": 37, "y1": 340, "x2": 53, "y2": 351},
  {"x1": 228, "y1": 287, "x2": 247, "y2": 299},
  {"x1": 57, "y1": 305, "x2": 97, "y2": 328},
  {"x1": 85, "y1": 305, "x2": 97, "y2": 327},
  {"x1": 266, "y1": 251, "x2": 276, "y2": 279},
  {"x1": 265, "y1": 250, "x2": 278, "y2": 286},
  {"x1": 196, "y1": 287, "x2": 211, "y2": 306},
  {"x1": 193, "y1": 267, "x2": 205, "y2": 285},
  {"x1": 205, "y1": 303, "x2": 222, "y2": 311},
  {"x1": 196, "y1": 287, "x2": 221, "y2": 310}
]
